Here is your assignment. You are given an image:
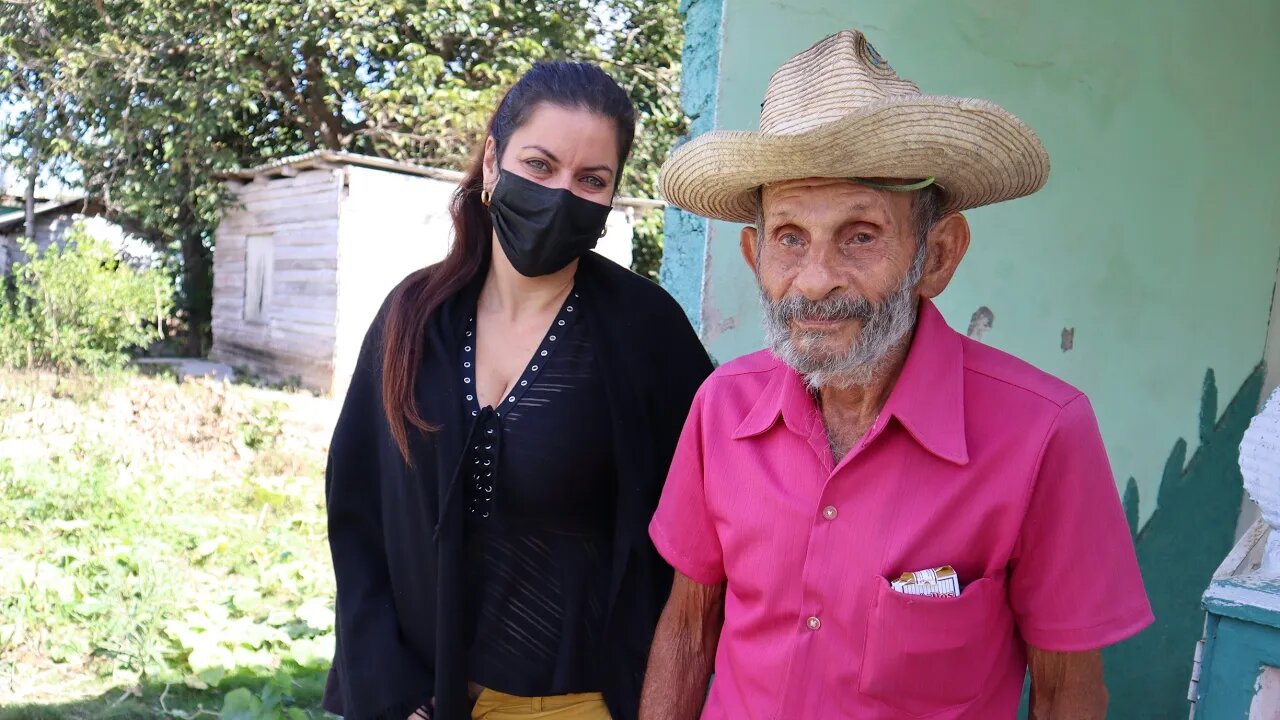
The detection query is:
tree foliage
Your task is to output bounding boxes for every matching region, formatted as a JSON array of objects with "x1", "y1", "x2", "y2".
[
  {"x1": 0, "y1": 226, "x2": 171, "y2": 372},
  {"x1": 0, "y1": 0, "x2": 686, "y2": 351}
]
